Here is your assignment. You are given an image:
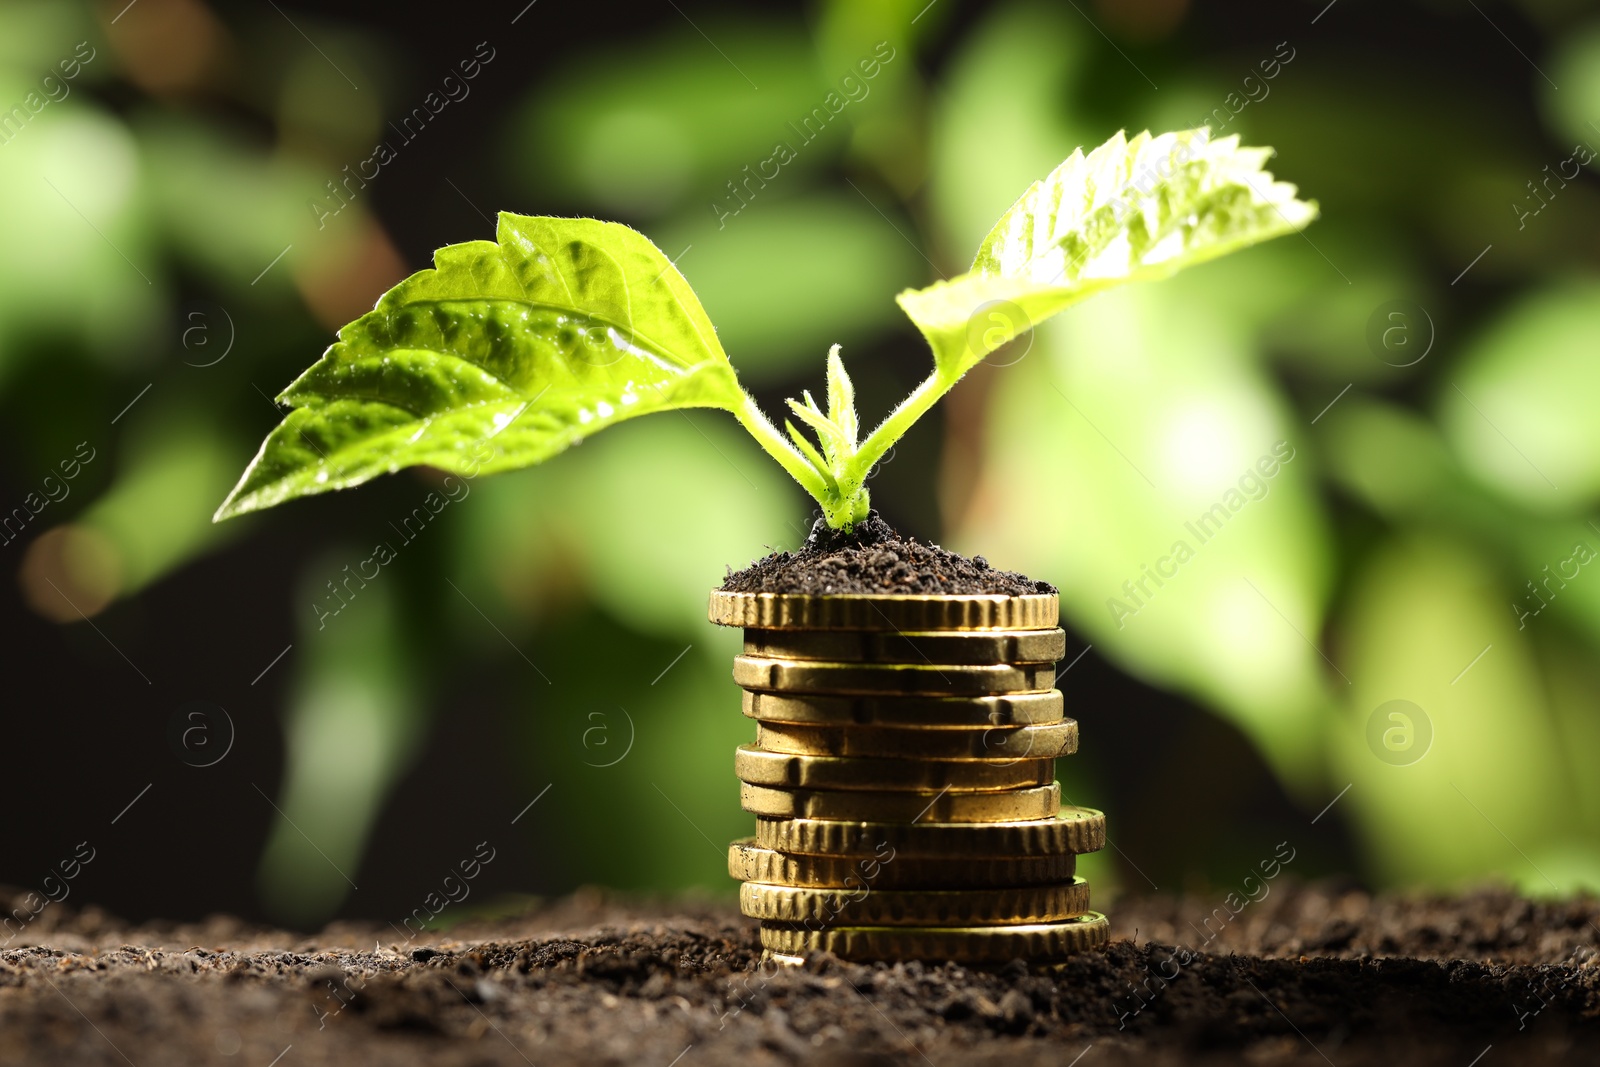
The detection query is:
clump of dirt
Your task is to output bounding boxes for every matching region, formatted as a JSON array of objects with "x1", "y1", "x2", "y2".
[{"x1": 722, "y1": 512, "x2": 1056, "y2": 596}]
